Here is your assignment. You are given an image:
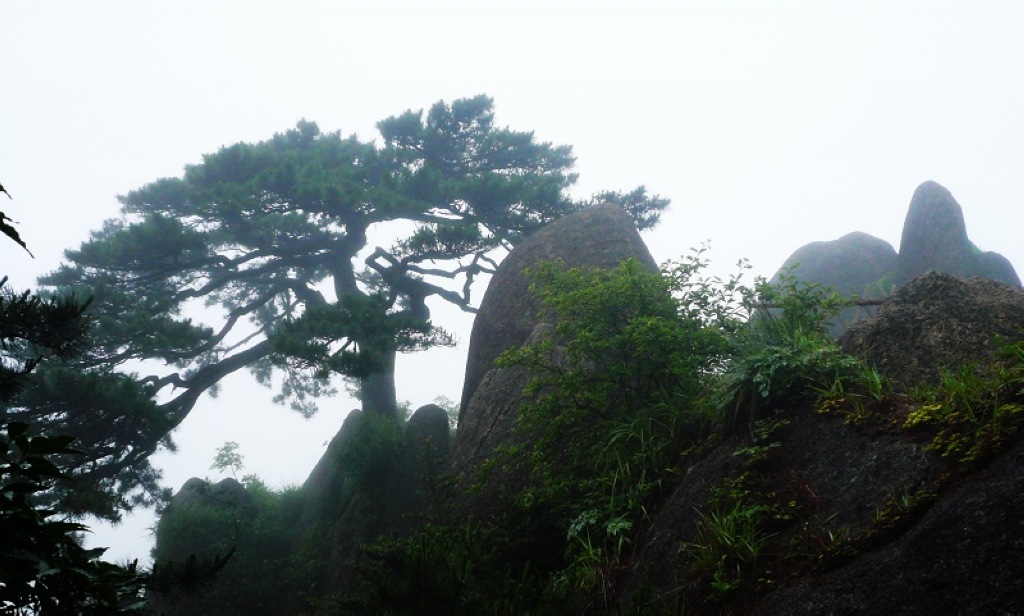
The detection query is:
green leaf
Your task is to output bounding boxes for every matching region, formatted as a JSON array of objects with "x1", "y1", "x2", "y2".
[{"x1": 1, "y1": 210, "x2": 32, "y2": 256}]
